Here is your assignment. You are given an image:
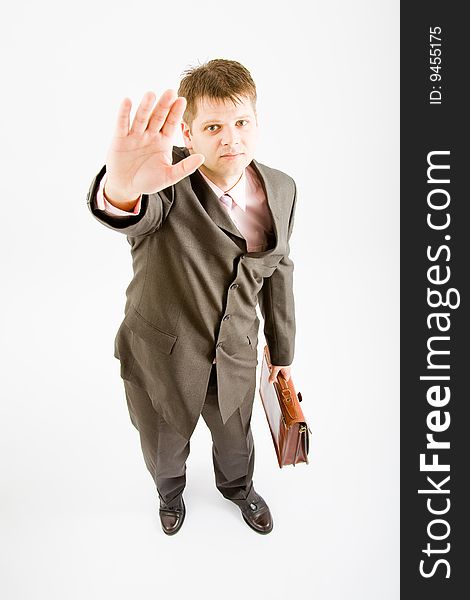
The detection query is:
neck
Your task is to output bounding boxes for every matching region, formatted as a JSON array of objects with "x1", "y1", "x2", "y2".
[{"x1": 198, "y1": 164, "x2": 244, "y2": 192}]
